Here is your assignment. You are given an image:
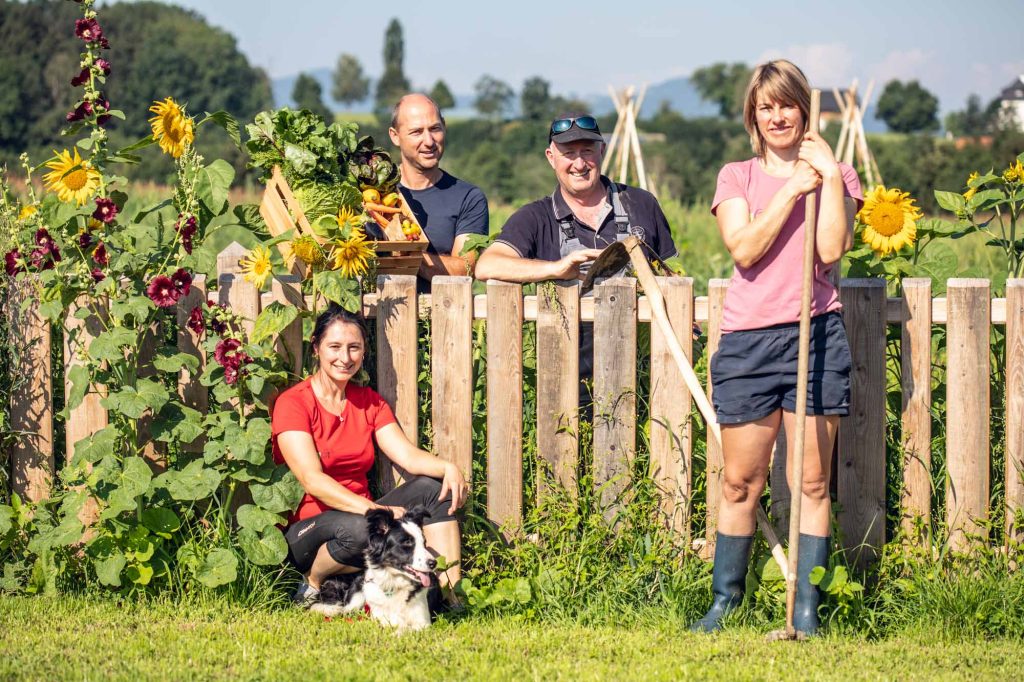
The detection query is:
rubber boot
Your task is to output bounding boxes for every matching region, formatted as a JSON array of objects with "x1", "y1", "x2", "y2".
[
  {"x1": 792, "y1": 534, "x2": 830, "y2": 636},
  {"x1": 689, "y1": 533, "x2": 753, "y2": 633}
]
